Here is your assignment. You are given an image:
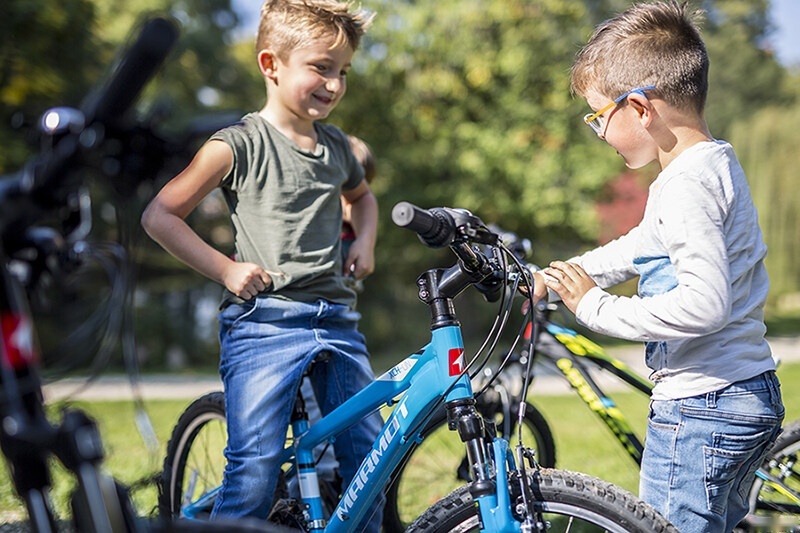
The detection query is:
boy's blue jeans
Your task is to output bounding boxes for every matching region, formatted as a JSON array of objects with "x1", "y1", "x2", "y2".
[
  {"x1": 640, "y1": 370, "x2": 784, "y2": 532},
  {"x1": 211, "y1": 297, "x2": 385, "y2": 531}
]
